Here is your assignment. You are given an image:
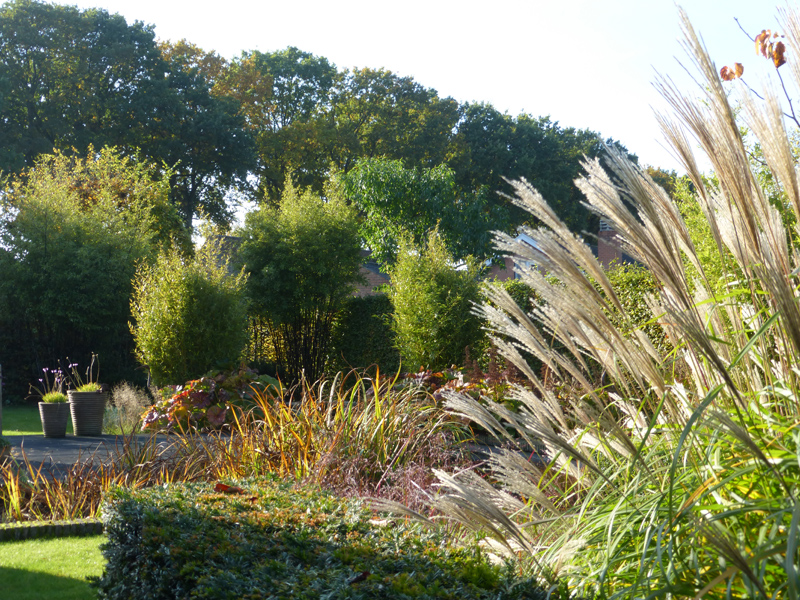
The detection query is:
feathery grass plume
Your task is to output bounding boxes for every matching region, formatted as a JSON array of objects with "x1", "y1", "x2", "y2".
[{"x1": 376, "y1": 5, "x2": 800, "y2": 597}]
